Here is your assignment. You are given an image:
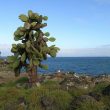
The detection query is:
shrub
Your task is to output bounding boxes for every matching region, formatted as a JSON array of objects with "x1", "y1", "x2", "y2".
[
  {"x1": 0, "y1": 87, "x2": 26, "y2": 109},
  {"x1": 92, "y1": 82, "x2": 110, "y2": 93},
  {"x1": 101, "y1": 96, "x2": 110, "y2": 110},
  {"x1": 27, "y1": 86, "x2": 72, "y2": 110},
  {"x1": 68, "y1": 87, "x2": 88, "y2": 97},
  {"x1": 42, "y1": 80, "x2": 61, "y2": 90},
  {"x1": 15, "y1": 77, "x2": 29, "y2": 84},
  {"x1": 76, "y1": 101, "x2": 105, "y2": 110}
]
